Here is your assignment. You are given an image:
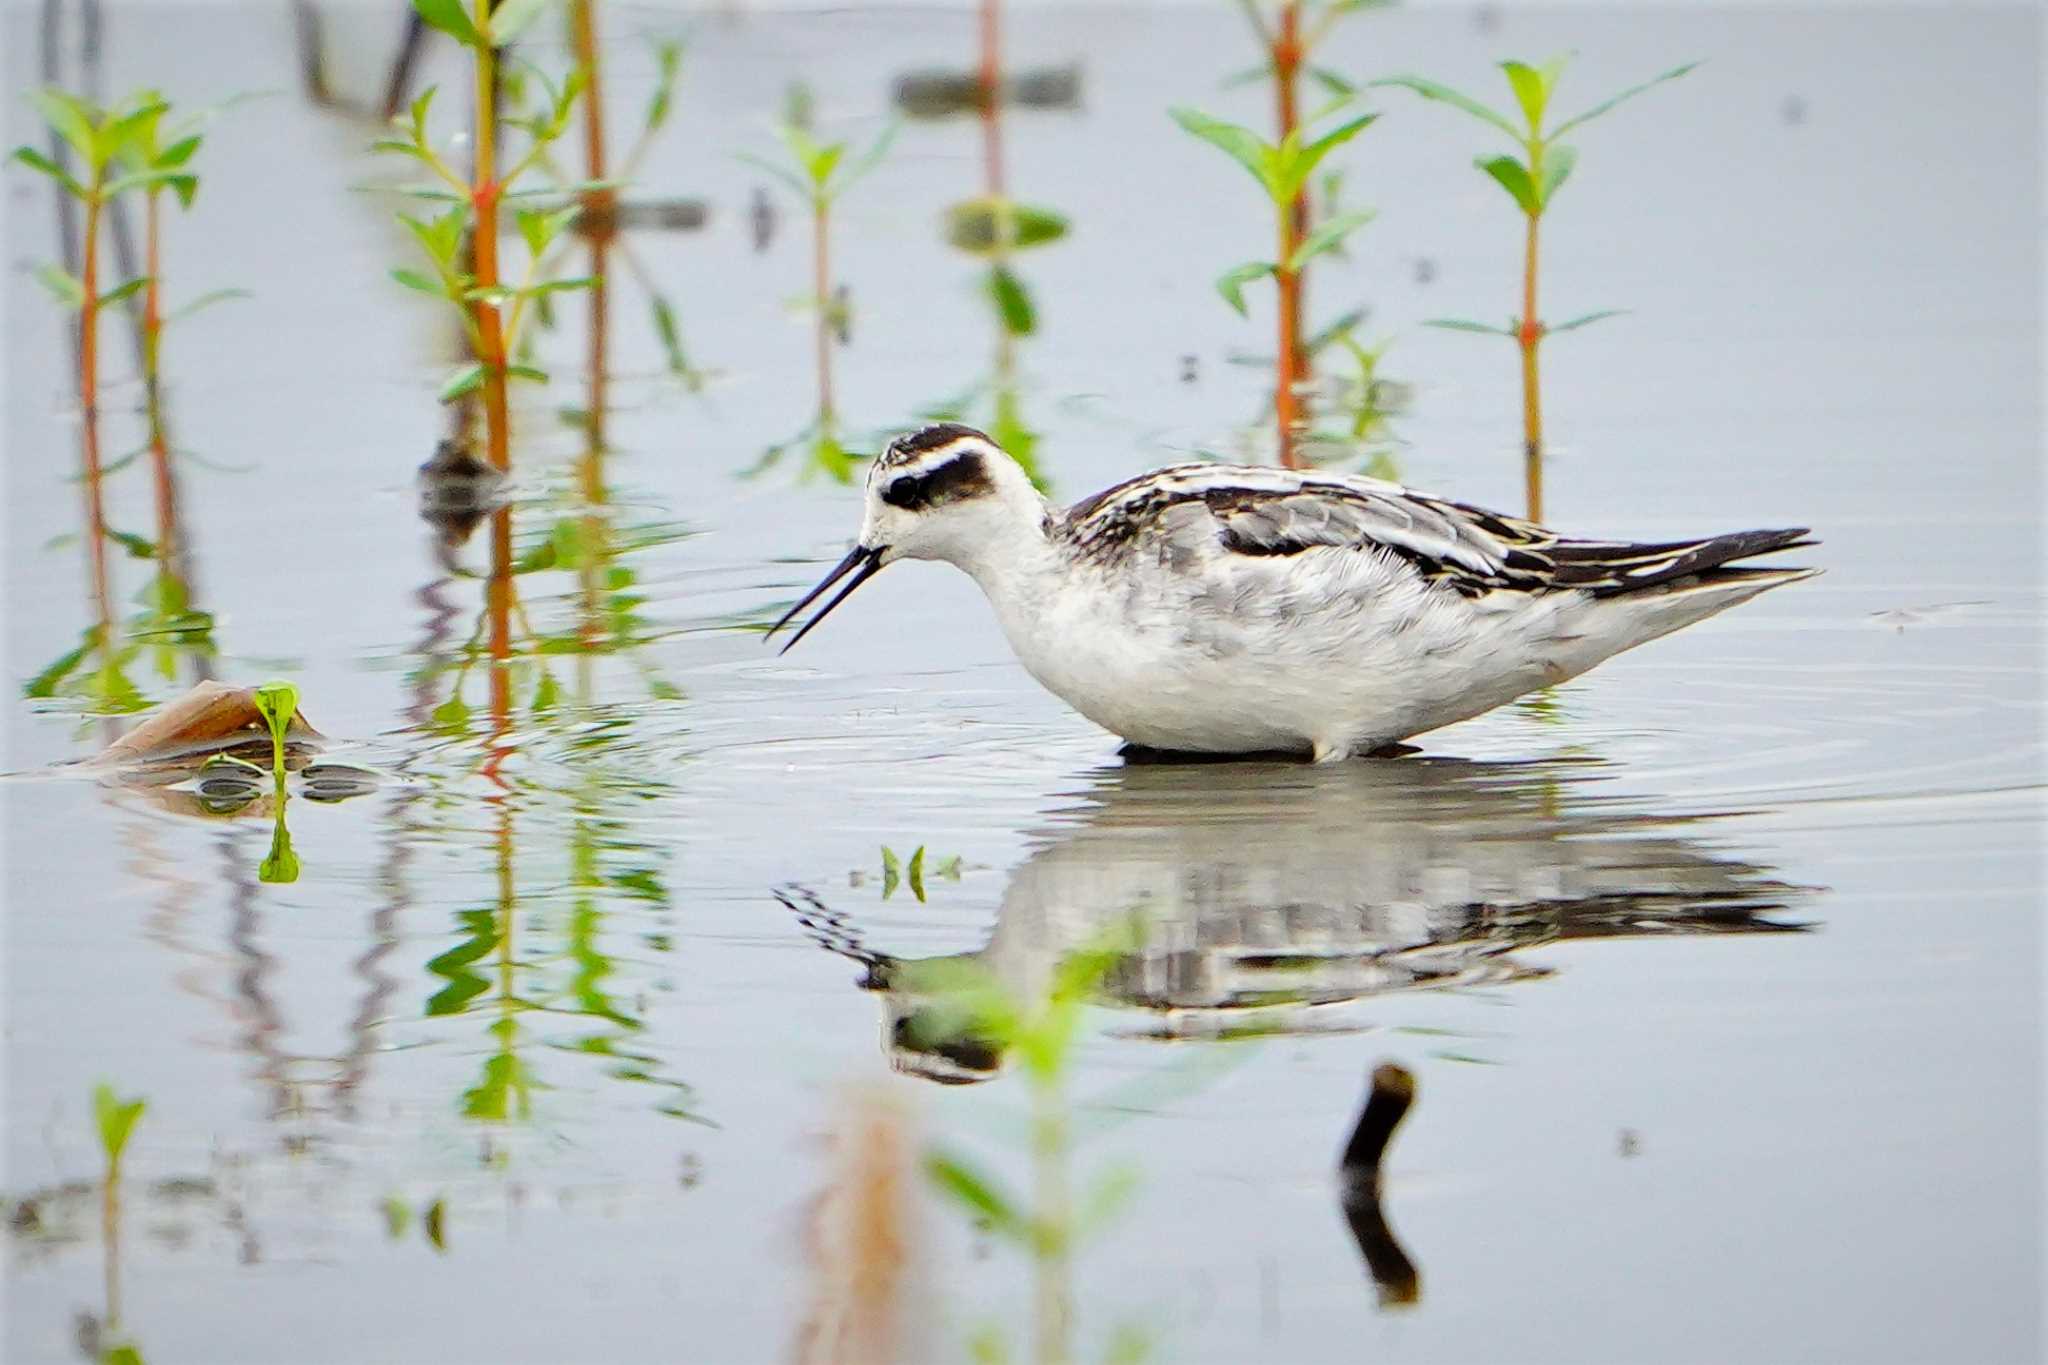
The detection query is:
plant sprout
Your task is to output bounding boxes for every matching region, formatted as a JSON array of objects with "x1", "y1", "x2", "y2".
[
  {"x1": 1171, "y1": 104, "x2": 1376, "y2": 468},
  {"x1": 1373, "y1": 55, "x2": 1695, "y2": 517},
  {"x1": 251, "y1": 679, "x2": 299, "y2": 783}
]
